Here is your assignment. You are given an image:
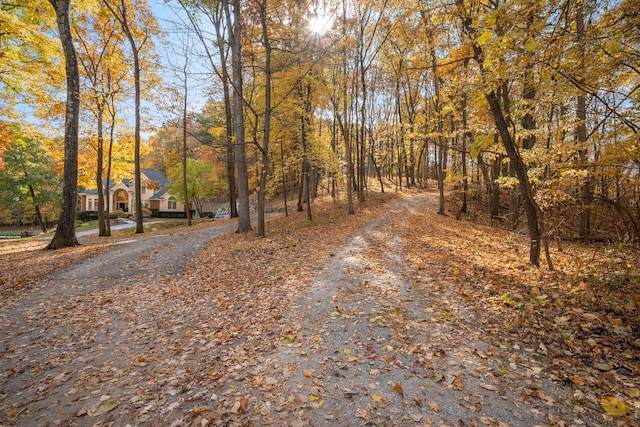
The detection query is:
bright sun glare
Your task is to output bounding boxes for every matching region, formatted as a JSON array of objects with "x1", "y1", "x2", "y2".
[{"x1": 309, "y1": 14, "x2": 332, "y2": 35}]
